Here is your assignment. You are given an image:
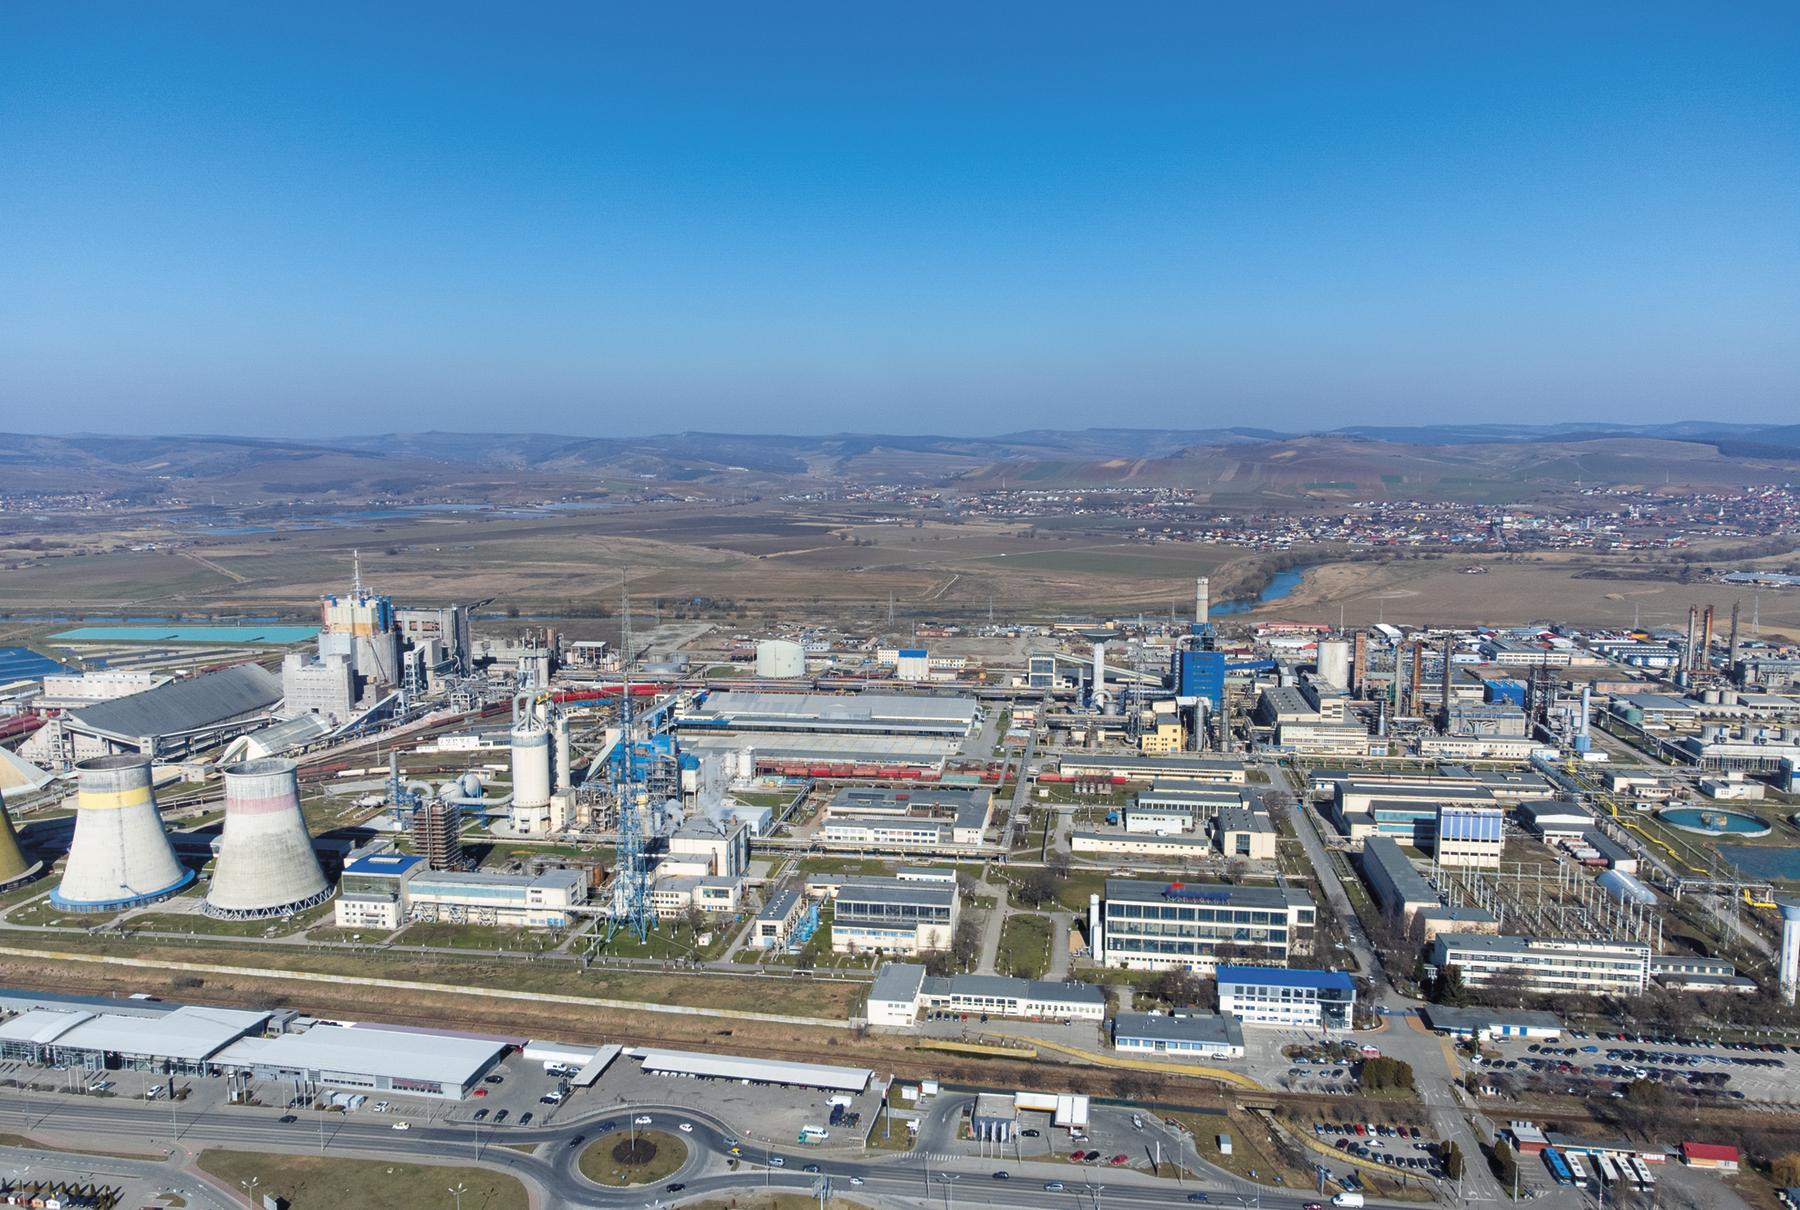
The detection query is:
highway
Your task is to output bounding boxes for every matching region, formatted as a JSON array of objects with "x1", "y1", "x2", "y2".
[{"x1": 6, "y1": 1091, "x2": 1359, "y2": 1210}]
